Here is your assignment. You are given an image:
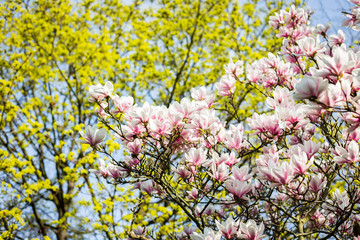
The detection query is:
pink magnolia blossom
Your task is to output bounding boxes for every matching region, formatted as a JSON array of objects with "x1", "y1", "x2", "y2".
[
  {"x1": 107, "y1": 163, "x2": 129, "y2": 179},
  {"x1": 266, "y1": 87, "x2": 293, "y2": 109},
  {"x1": 238, "y1": 220, "x2": 266, "y2": 240},
  {"x1": 190, "y1": 227, "x2": 221, "y2": 240},
  {"x1": 256, "y1": 153, "x2": 279, "y2": 168},
  {"x1": 317, "y1": 82, "x2": 344, "y2": 107},
  {"x1": 127, "y1": 139, "x2": 143, "y2": 155},
  {"x1": 89, "y1": 159, "x2": 109, "y2": 178},
  {"x1": 314, "y1": 23, "x2": 331, "y2": 36},
  {"x1": 269, "y1": 11, "x2": 284, "y2": 29},
  {"x1": 187, "y1": 189, "x2": 199, "y2": 200},
  {"x1": 314, "y1": 46, "x2": 355, "y2": 78},
  {"x1": 191, "y1": 87, "x2": 215, "y2": 108},
  {"x1": 324, "y1": 189, "x2": 350, "y2": 212},
  {"x1": 225, "y1": 124, "x2": 248, "y2": 152},
  {"x1": 185, "y1": 148, "x2": 207, "y2": 167},
  {"x1": 275, "y1": 106, "x2": 309, "y2": 130},
  {"x1": 224, "y1": 59, "x2": 244, "y2": 78},
  {"x1": 215, "y1": 75, "x2": 236, "y2": 96},
  {"x1": 210, "y1": 163, "x2": 229, "y2": 182},
  {"x1": 96, "y1": 102, "x2": 109, "y2": 119},
  {"x1": 223, "y1": 152, "x2": 240, "y2": 167},
  {"x1": 249, "y1": 113, "x2": 283, "y2": 140},
  {"x1": 344, "y1": 128, "x2": 360, "y2": 142},
  {"x1": 290, "y1": 152, "x2": 314, "y2": 175},
  {"x1": 343, "y1": 6, "x2": 360, "y2": 31},
  {"x1": 334, "y1": 141, "x2": 360, "y2": 164},
  {"x1": 293, "y1": 76, "x2": 328, "y2": 100},
  {"x1": 113, "y1": 95, "x2": 134, "y2": 114},
  {"x1": 140, "y1": 181, "x2": 155, "y2": 195},
  {"x1": 231, "y1": 165, "x2": 253, "y2": 181},
  {"x1": 272, "y1": 161, "x2": 295, "y2": 186},
  {"x1": 215, "y1": 217, "x2": 238, "y2": 239},
  {"x1": 173, "y1": 165, "x2": 191, "y2": 179},
  {"x1": 300, "y1": 141, "x2": 320, "y2": 159},
  {"x1": 211, "y1": 152, "x2": 237, "y2": 166},
  {"x1": 120, "y1": 120, "x2": 146, "y2": 140},
  {"x1": 124, "y1": 156, "x2": 140, "y2": 168},
  {"x1": 169, "y1": 98, "x2": 196, "y2": 119},
  {"x1": 311, "y1": 210, "x2": 326, "y2": 227},
  {"x1": 309, "y1": 173, "x2": 327, "y2": 193},
  {"x1": 186, "y1": 109, "x2": 222, "y2": 138},
  {"x1": 225, "y1": 179, "x2": 252, "y2": 200},
  {"x1": 328, "y1": 30, "x2": 346, "y2": 47},
  {"x1": 148, "y1": 109, "x2": 173, "y2": 137},
  {"x1": 191, "y1": 86, "x2": 208, "y2": 101},
  {"x1": 257, "y1": 161, "x2": 278, "y2": 183},
  {"x1": 131, "y1": 102, "x2": 153, "y2": 124},
  {"x1": 88, "y1": 81, "x2": 114, "y2": 102},
  {"x1": 79, "y1": 125, "x2": 106, "y2": 147},
  {"x1": 296, "y1": 36, "x2": 326, "y2": 57},
  {"x1": 246, "y1": 64, "x2": 261, "y2": 83},
  {"x1": 133, "y1": 226, "x2": 146, "y2": 236}
]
